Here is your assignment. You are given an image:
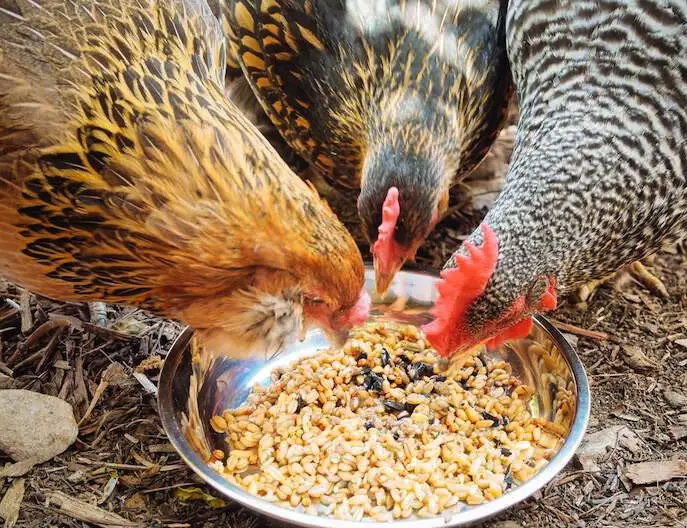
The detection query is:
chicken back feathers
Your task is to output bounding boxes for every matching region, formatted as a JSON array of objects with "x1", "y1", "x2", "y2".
[
  {"x1": 221, "y1": 0, "x2": 513, "y2": 292},
  {"x1": 0, "y1": 0, "x2": 367, "y2": 355},
  {"x1": 425, "y1": 0, "x2": 687, "y2": 357}
]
